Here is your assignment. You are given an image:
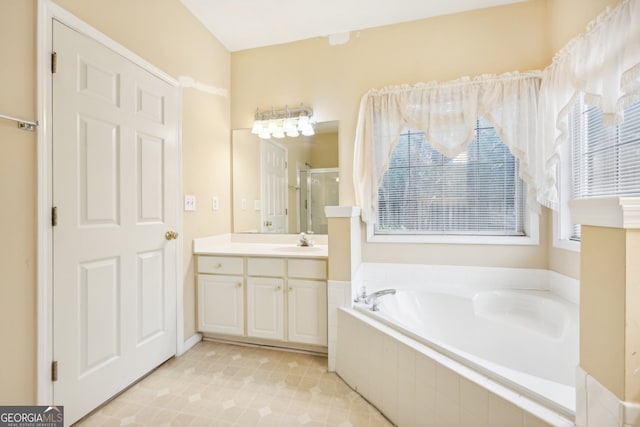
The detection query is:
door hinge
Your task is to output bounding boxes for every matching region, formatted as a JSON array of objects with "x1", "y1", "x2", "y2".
[
  {"x1": 51, "y1": 52, "x2": 57, "y2": 74},
  {"x1": 52, "y1": 206, "x2": 57, "y2": 227},
  {"x1": 51, "y1": 361, "x2": 58, "y2": 382},
  {"x1": 285, "y1": 208, "x2": 288, "y2": 215}
]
